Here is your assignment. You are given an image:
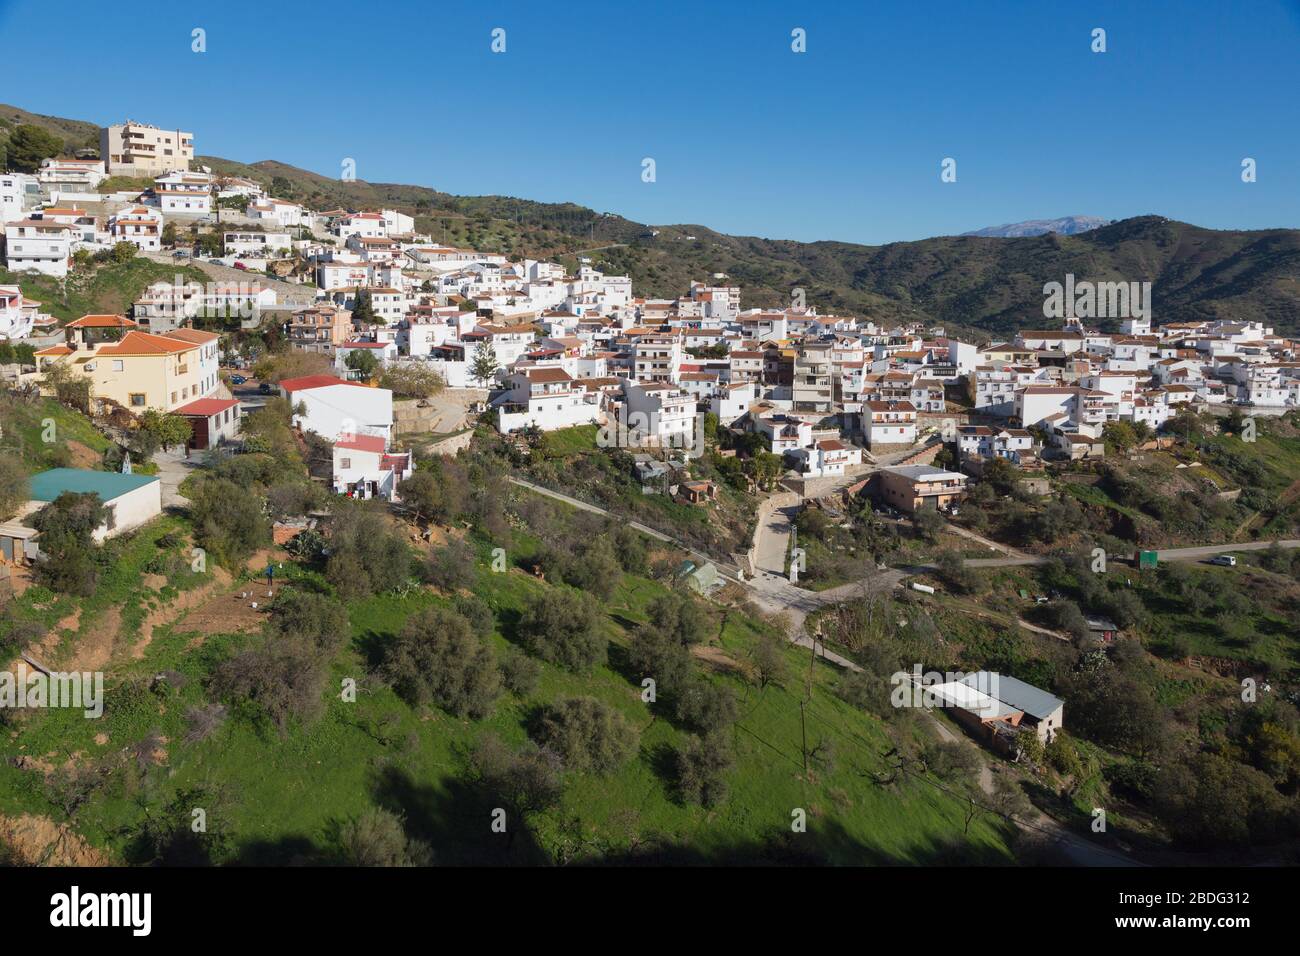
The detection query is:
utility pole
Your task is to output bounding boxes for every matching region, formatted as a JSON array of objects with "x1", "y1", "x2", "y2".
[{"x1": 799, "y1": 699, "x2": 809, "y2": 777}]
